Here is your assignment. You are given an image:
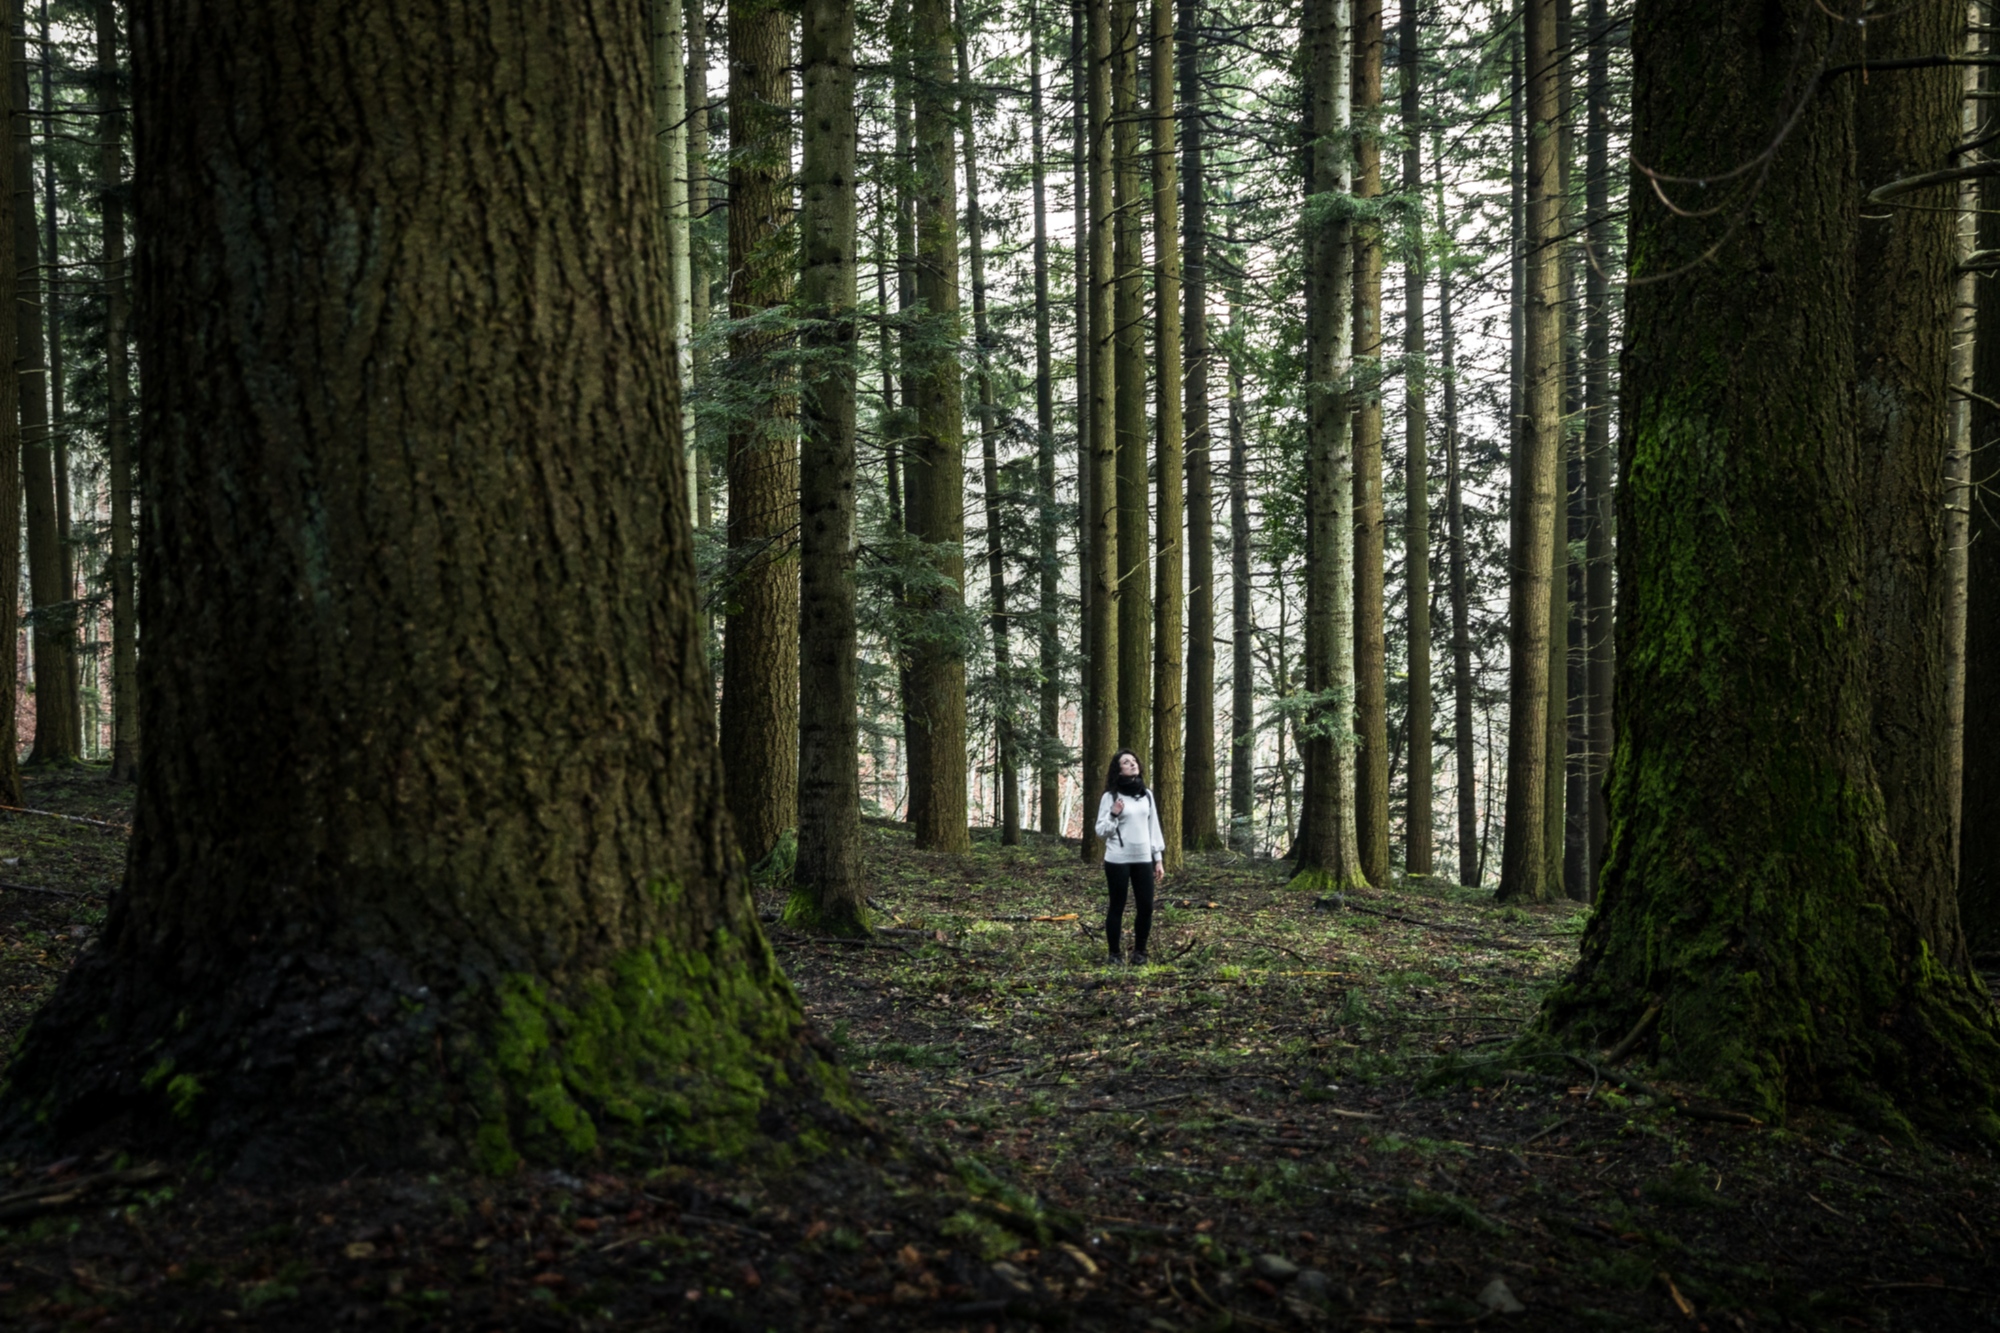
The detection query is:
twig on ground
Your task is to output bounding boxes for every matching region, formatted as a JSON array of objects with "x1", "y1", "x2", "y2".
[
  {"x1": 0, "y1": 805, "x2": 128, "y2": 830},
  {"x1": 1601, "y1": 1001, "x2": 1661, "y2": 1065}
]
